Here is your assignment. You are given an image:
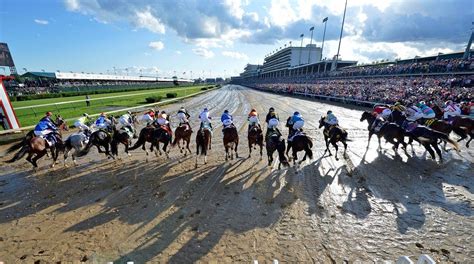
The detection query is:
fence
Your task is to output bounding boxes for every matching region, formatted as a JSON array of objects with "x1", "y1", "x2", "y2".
[{"x1": 0, "y1": 86, "x2": 219, "y2": 135}]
